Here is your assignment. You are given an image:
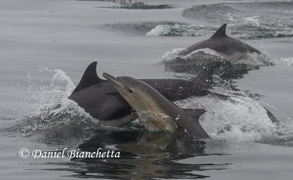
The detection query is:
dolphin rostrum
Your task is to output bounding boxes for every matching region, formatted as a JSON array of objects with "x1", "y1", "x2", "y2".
[
  {"x1": 69, "y1": 62, "x2": 217, "y2": 127},
  {"x1": 103, "y1": 73, "x2": 210, "y2": 138}
]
